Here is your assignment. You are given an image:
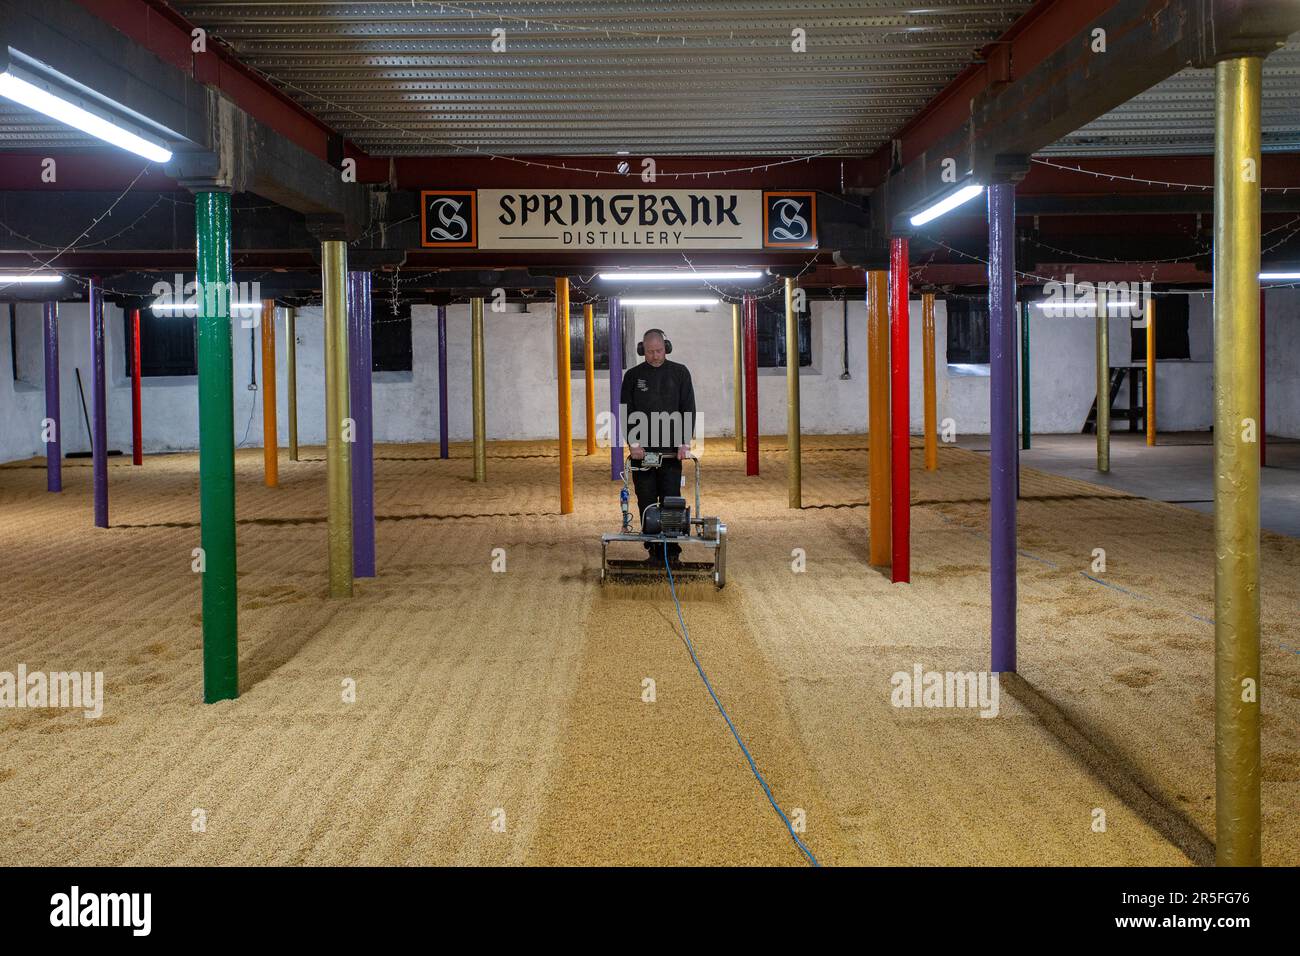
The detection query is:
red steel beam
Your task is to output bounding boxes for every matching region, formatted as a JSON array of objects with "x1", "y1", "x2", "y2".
[{"x1": 73, "y1": 0, "x2": 337, "y2": 161}]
